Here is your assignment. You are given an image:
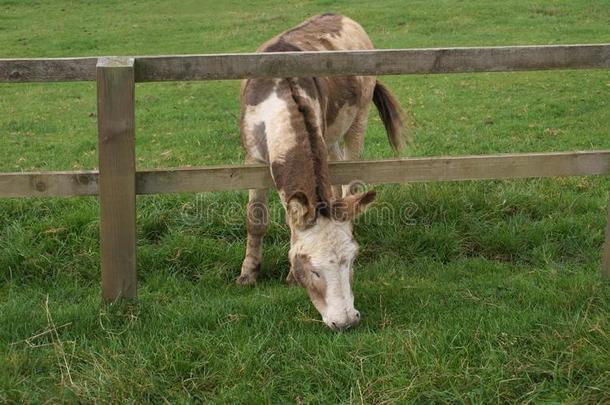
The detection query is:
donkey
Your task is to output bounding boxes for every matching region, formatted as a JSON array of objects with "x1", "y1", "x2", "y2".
[{"x1": 238, "y1": 13, "x2": 407, "y2": 331}]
